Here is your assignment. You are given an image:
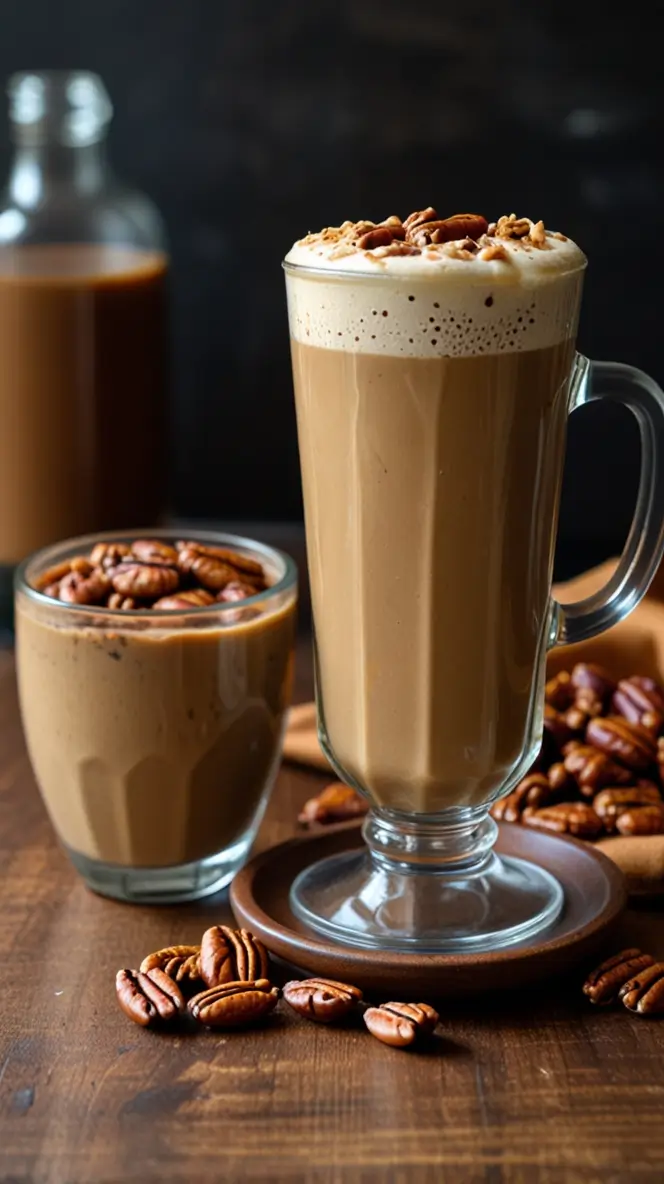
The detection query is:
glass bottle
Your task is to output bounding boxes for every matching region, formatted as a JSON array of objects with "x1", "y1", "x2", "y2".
[{"x1": 0, "y1": 71, "x2": 169, "y2": 623}]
